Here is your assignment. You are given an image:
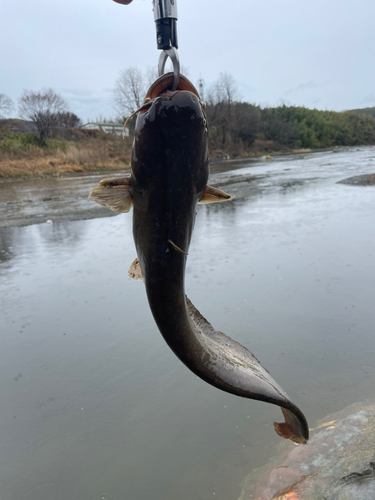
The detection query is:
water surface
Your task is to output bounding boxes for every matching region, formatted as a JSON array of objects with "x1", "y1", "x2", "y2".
[{"x1": 1, "y1": 147, "x2": 375, "y2": 500}]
